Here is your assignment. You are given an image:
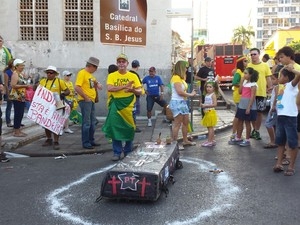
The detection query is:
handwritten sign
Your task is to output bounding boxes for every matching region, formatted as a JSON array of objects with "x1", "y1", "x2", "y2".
[{"x1": 27, "y1": 85, "x2": 70, "y2": 135}]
